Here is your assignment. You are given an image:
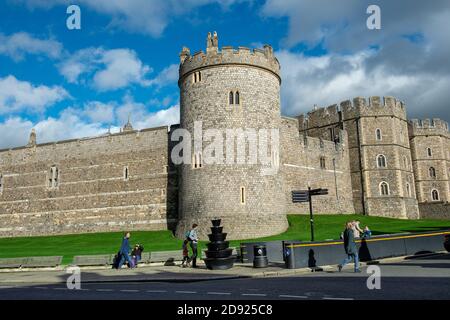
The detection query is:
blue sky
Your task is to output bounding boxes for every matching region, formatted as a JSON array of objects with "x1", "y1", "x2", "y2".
[{"x1": 0, "y1": 0, "x2": 449, "y2": 148}]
